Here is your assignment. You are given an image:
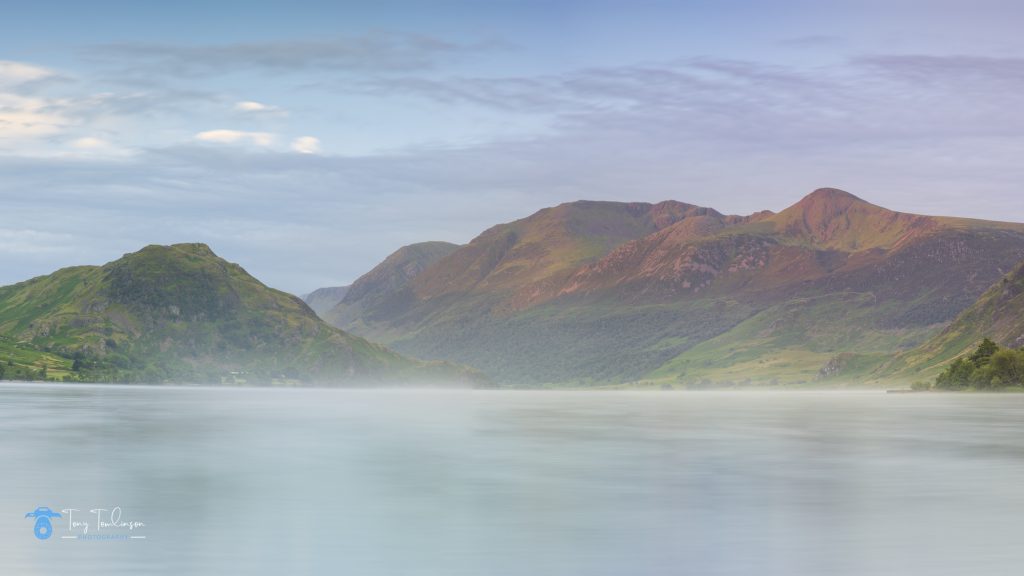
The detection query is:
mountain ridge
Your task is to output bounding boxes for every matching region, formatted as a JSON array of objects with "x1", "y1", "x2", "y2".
[{"x1": 320, "y1": 188, "x2": 1024, "y2": 386}]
